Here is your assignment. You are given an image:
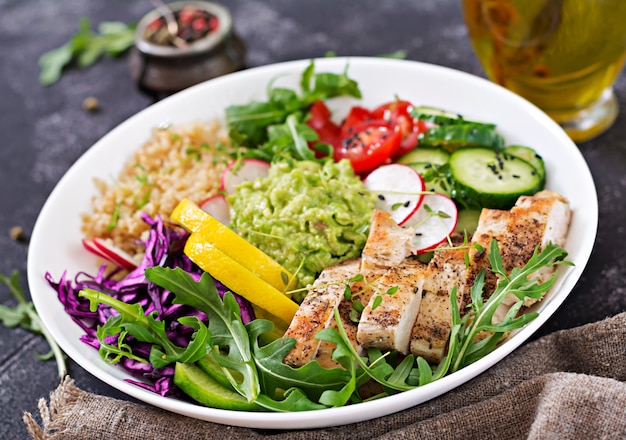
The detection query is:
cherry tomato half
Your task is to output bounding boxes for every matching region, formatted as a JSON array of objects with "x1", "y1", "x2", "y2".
[
  {"x1": 339, "y1": 106, "x2": 386, "y2": 139},
  {"x1": 307, "y1": 101, "x2": 341, "y2": 156},
  {"x1": 333, "y1": 124, "x2": 402, "y2": 174},
  {"x1": 371, "y1": 100, "x2": 429, "y2": 157}
]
